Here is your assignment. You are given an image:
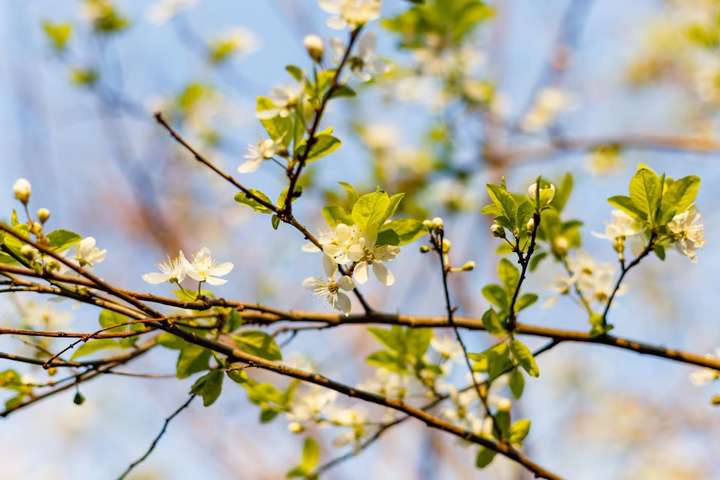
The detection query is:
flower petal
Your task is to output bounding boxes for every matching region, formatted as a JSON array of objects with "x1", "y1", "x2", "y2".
[
  {"x1": 238, "y1": 157, "x2": 262, "y2": 173},
  {"x1": 337, "y1": 275, "x2": 355, "y2": 291},
  {"x1": 354, "y1": 261, "x2": 369, "y2": 284},
  {"x1": 335, "y1": 292, "x2": 352, "y2": 316},
  {"x1": 372, "y1": 262, "x2": 394, "y2": 286},
  {"x1": 210, "y1": 262, "x2": 234, "y2": 277},
  {"x1": 323, "y1": 254, "x2": 338, "y2": 278},
  {"x1": 142, "y1": 272, "x2": 170, "y2": 284}
]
